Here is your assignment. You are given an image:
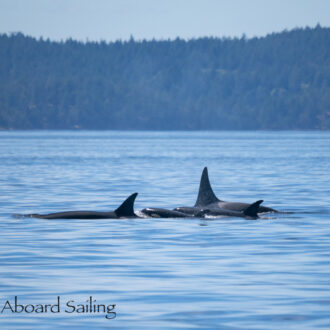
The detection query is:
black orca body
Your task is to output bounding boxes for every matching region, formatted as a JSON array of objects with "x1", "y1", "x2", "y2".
[
  {"x1": 25, "y1": 193, "x2": 138, "y2": 219},
  {"x1": 141, "y1": 208, "x2": 192, "y2": 218},
  {"x1": 172, "y1": 207, "x2": 208, "y2": 217},
  {"x1": 192, "y1": 167, "x2": 277, "y2": 213},
  {"x1": 175, "y1": 200, "x2": 264, "y2": 219}
]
